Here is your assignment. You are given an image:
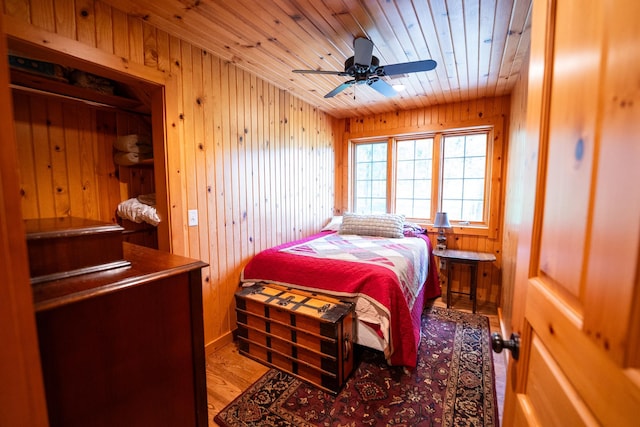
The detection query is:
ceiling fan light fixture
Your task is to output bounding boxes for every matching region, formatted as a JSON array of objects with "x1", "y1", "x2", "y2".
[{"x1": 392, "y1": 83, "x2": 406, "y2": 91}]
